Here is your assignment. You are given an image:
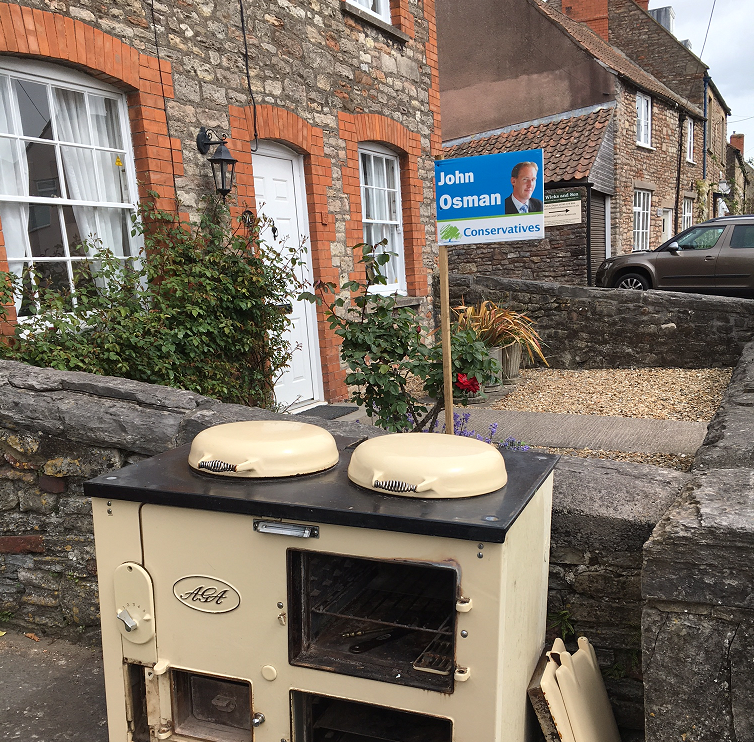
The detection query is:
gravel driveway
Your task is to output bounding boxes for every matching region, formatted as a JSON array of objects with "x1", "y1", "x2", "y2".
[
  {"x1": 492, "y1": 368, "x2": 732, "y2": 422},
  {"x1": 490, "y1": 367, "x2": 732, "y2": 471}
]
